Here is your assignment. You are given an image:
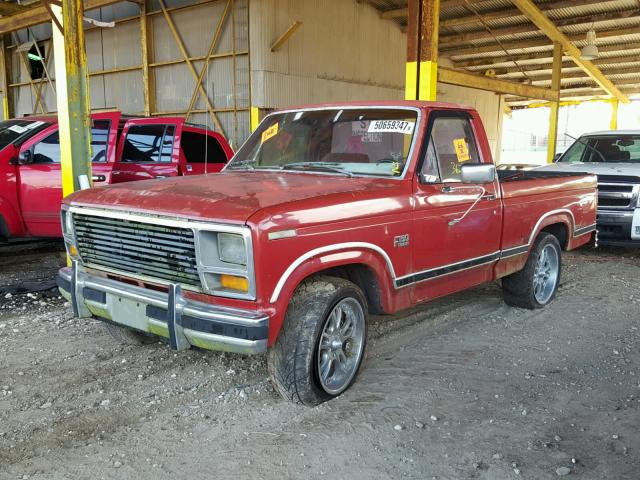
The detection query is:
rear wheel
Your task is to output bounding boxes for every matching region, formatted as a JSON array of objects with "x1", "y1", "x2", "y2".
[
  {"x1": 268, "y1": 276, "x2": 367, "y2": 405},
  {"x1": 502, "y1": 233, "x2": 561, "y2": 309}
]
